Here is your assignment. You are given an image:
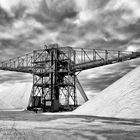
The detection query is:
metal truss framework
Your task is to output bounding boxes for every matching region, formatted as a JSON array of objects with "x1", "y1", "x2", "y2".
[
  {"x1": 29, "y1": 45, "x2": 77, "y2": 111},
  {"x1": 0, "y1": 44, "x2": 140, "y2": 112}
]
